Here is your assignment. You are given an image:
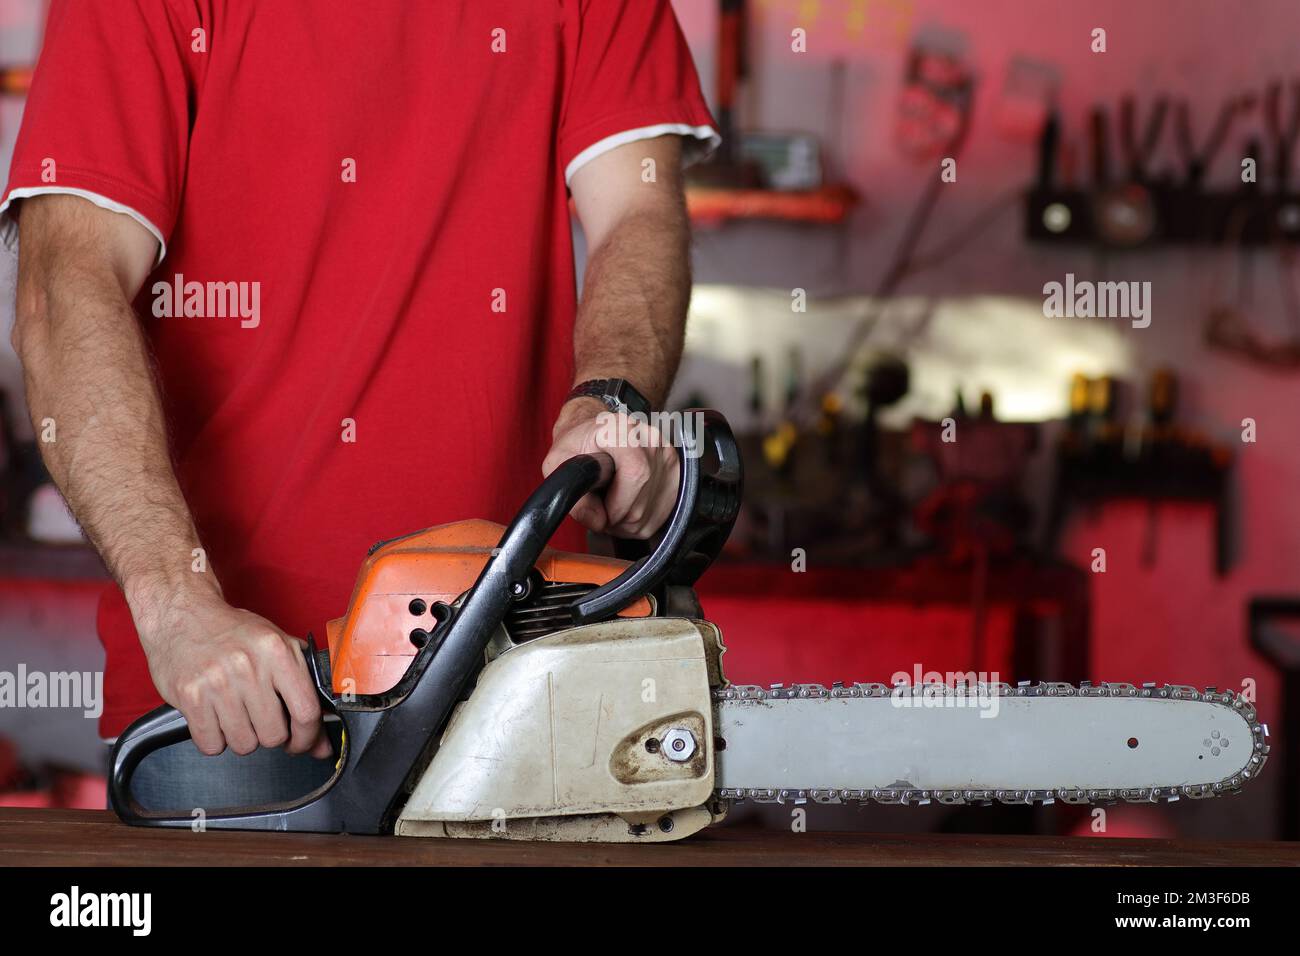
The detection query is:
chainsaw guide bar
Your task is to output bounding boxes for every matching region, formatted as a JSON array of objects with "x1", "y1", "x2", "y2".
[{"x1": 714, "y1": 681, "x2": 1268, "y2": 808}]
